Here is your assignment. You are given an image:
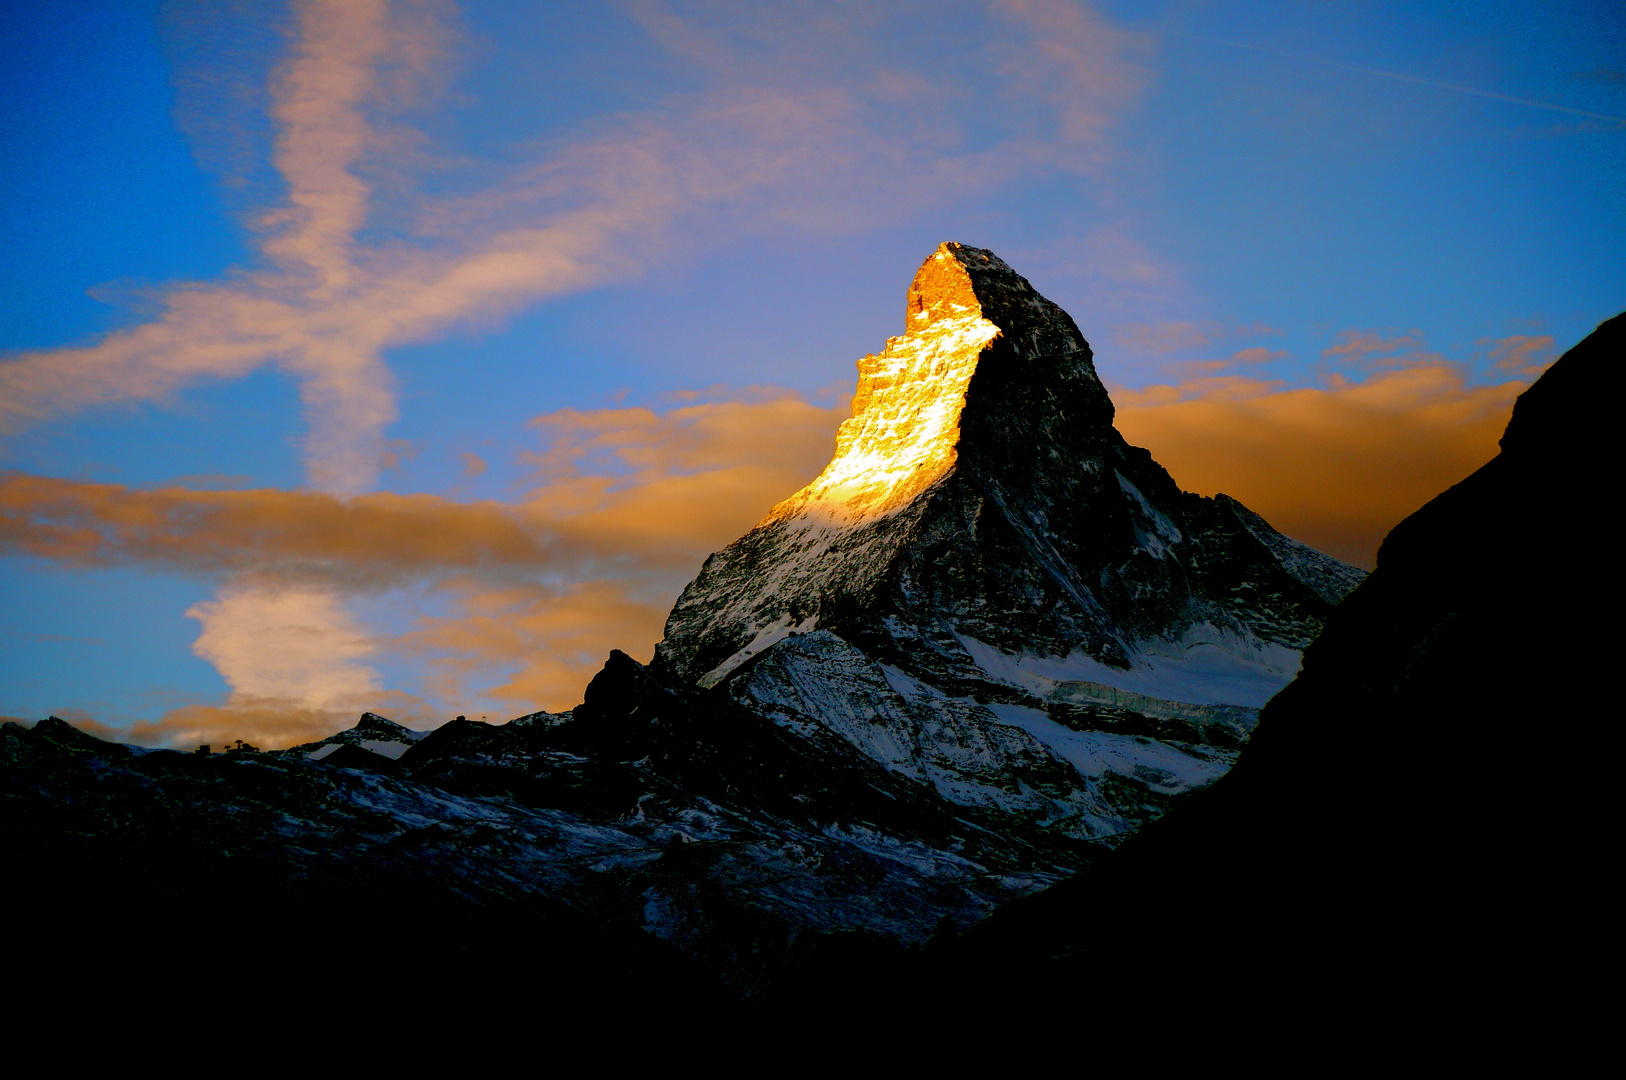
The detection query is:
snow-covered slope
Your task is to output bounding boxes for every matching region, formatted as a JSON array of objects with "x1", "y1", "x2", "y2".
[{"x1": 282, "y1": 711, "x2": 429, "y2": 760}]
